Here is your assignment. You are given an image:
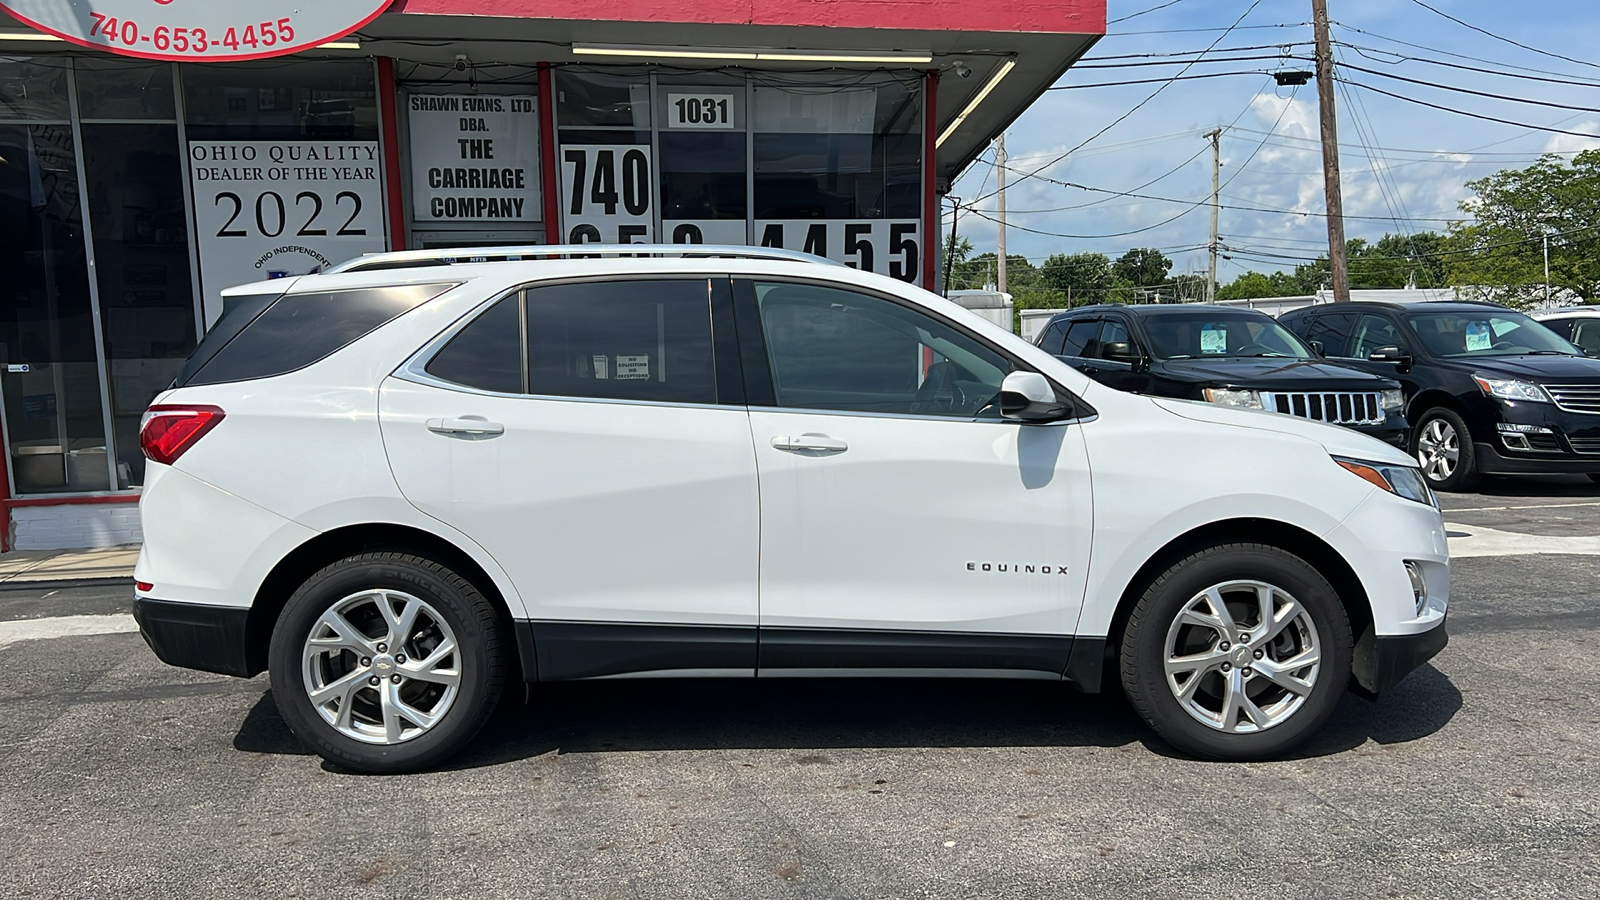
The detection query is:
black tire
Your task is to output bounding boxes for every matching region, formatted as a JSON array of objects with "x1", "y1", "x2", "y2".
[
  {"x1": 268, "y1": 552, "x2": 506, "y2": 774},
  {"x1": 1120, "y1": 543, "x2": 1353, "y2": 761},
  {"x1": 1412, "y1": 406, "x2": 1481, "y2": 492}
]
